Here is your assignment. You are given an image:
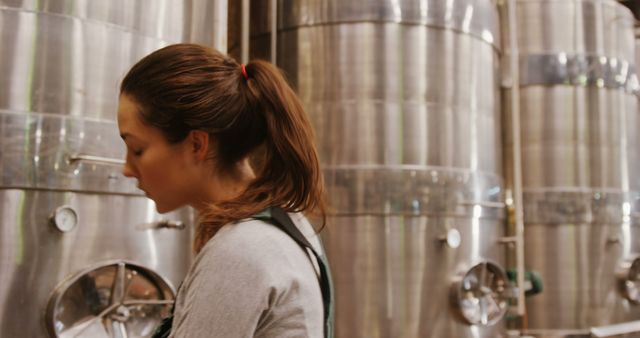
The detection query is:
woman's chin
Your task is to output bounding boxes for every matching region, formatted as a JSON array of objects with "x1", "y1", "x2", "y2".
[
  {"x1": 154, "y1": 201, "x2": 182, "y2": 214},
  {"x1": 155, "y1": 204, "x2": 172, "y2": 214}
]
